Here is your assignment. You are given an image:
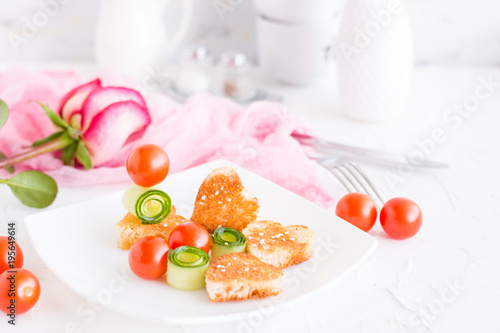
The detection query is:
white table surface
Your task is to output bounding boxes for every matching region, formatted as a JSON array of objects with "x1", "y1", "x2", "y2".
[{"x1": 1, "y1": 63, "x2": 499, "y2": 332}]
